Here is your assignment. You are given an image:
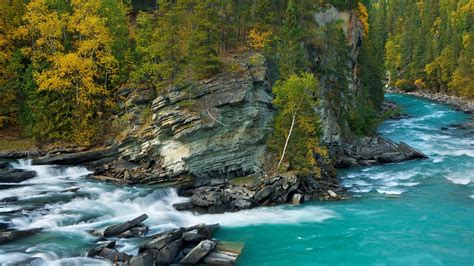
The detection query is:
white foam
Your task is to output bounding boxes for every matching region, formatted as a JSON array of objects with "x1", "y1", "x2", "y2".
[
  {"x1": 376, "y1": 188, "x2": 405, "y2": 195},
  {"x1": 176, "y1": 206, "x2": 337, "y2": 227}
]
